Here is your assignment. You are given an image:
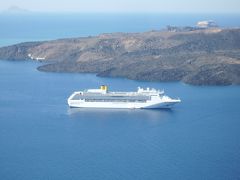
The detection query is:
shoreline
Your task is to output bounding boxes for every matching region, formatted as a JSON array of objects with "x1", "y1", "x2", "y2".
[{"x1": 0, "y1": 27, "x2": 240, "y2": 86}]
